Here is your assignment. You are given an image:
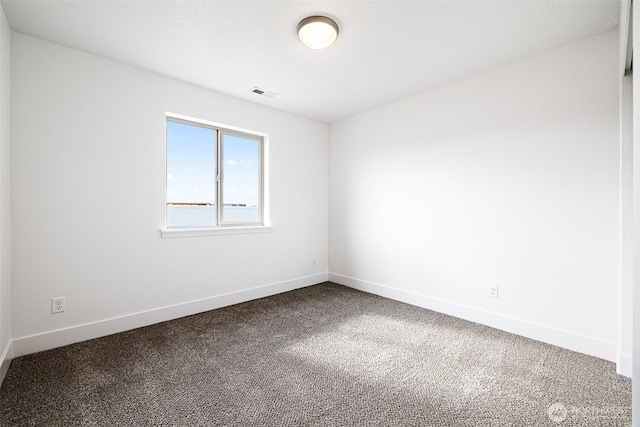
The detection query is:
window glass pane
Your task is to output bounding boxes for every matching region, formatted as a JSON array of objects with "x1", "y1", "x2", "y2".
[
  {"x1": 221, "y1": 133, "x2": 261, "y2": 224},
  {"x1": 166, "y1": 120, "x2": 217, "y2": 227}
]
